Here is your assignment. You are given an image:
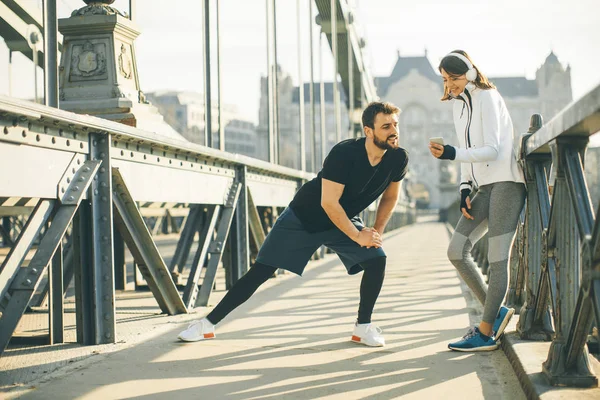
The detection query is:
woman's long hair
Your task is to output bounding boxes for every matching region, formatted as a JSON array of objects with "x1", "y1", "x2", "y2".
[{"x1": 439, "y1": 50, "x2": 495, "y2": 101}]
